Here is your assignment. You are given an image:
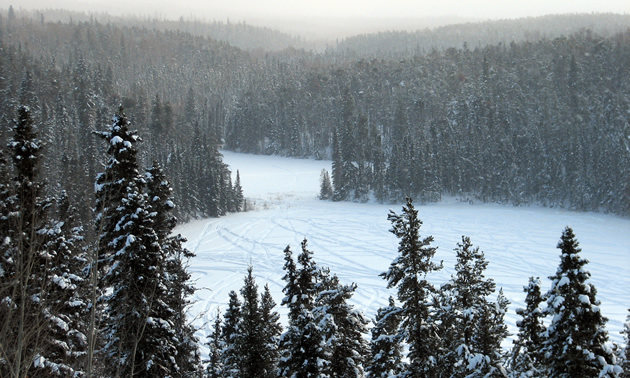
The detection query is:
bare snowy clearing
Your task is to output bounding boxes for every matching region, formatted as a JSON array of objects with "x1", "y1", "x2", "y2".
[{"x1": 179, "y1": 151, "x2": 630, "y2": 353}]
